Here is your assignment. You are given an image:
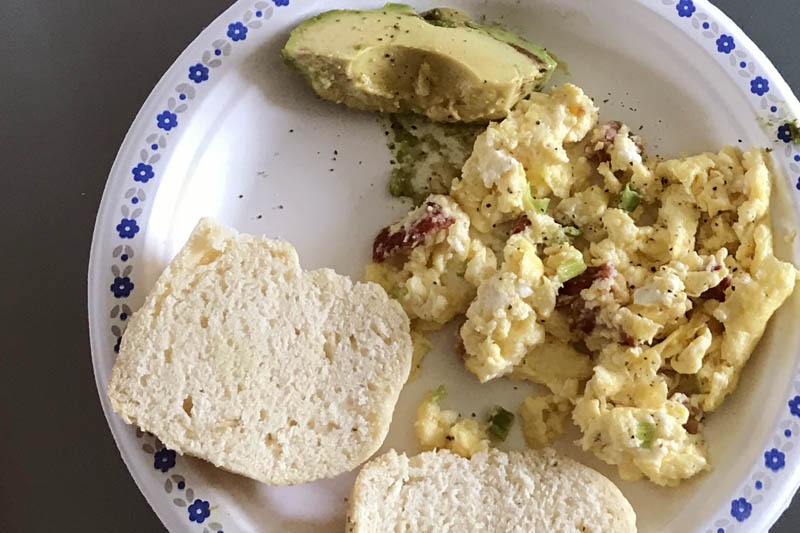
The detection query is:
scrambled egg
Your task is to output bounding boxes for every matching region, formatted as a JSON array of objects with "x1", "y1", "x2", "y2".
[
  {"x1": 512, "y1": 338, "x2": 594, "y2": 400},
  {"x1": 573, "y1": 343, "x2": 709, "y2": 486},
  {"x1": 461, "y1": 233, "x2": 568, "y2": 382},
  {"x1": 372, "y1": 83, "x2": 798, "y2": 486},
  {"x1": 414, "y1": 387, "x2": 490, "y2": 458},
  {"x1": 366, "y1": 194, "x2": 496, "y2": 328},
  {"x1": 450, "y1": 84, "x2": 598, "y2": 233},
  {"x1": 520, "y1": 394, "x2": 571, "y2": 448}
]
